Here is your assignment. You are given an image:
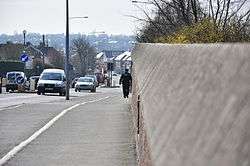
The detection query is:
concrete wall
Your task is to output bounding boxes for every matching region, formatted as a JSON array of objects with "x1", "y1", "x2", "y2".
[{"x1": 131, "y1": 43, "x2": 250, "y2": 166}]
